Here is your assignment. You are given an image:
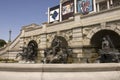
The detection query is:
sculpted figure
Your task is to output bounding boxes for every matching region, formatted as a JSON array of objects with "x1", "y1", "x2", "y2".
[
  {"x1": 43, "y1": 35, "x2": 73, "y2": 63},
  {"x1": 102, "y1": 37, "x2": 110, "y2": 50},
  {"x1": 52, "y1": 36, "x2": 62, "y2": 56}
]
